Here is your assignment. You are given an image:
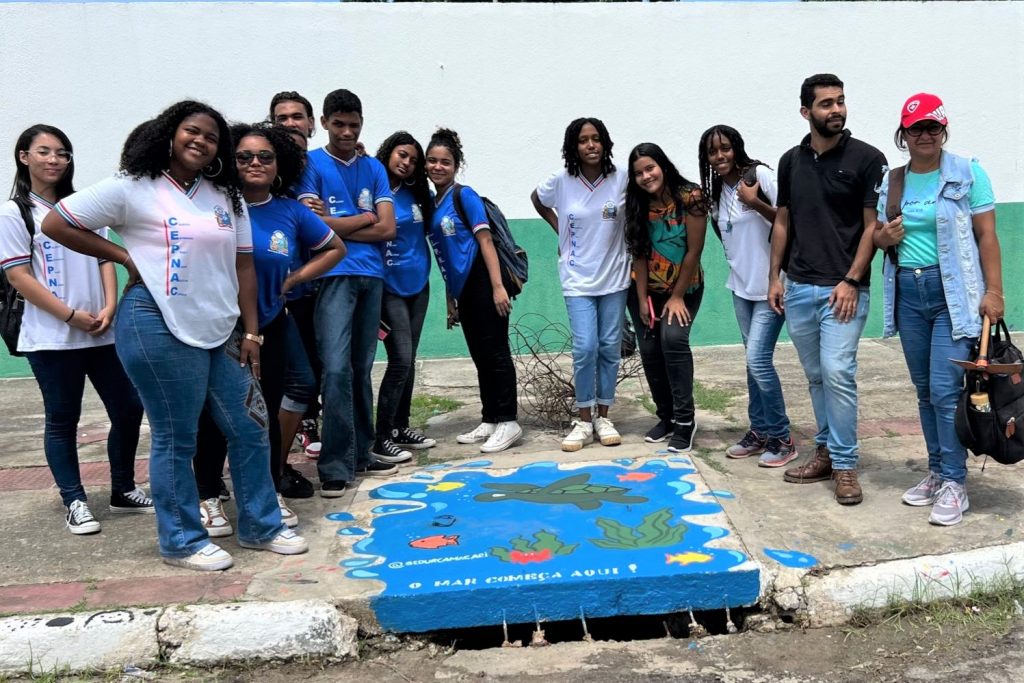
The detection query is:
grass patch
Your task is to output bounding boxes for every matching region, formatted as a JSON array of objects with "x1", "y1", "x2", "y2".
[
  {"x1": 846, "y1": 569, "x2": 1024, "y2": 639},
  {"x1": 409, "y1": 394, "x2": 463, "y2": 430},
  {"x1": 692, "y1": 447, "x2": 729, "y2": 475},
  {"x1": 693, "y1": 380, "x2": 737, "y2": 414}
]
